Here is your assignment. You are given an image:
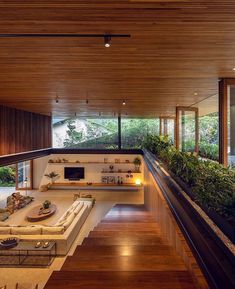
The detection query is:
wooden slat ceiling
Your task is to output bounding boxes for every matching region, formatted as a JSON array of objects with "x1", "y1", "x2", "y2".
[{"x1": 0, "y1": 0, "x2": 235, "y2": 117}]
